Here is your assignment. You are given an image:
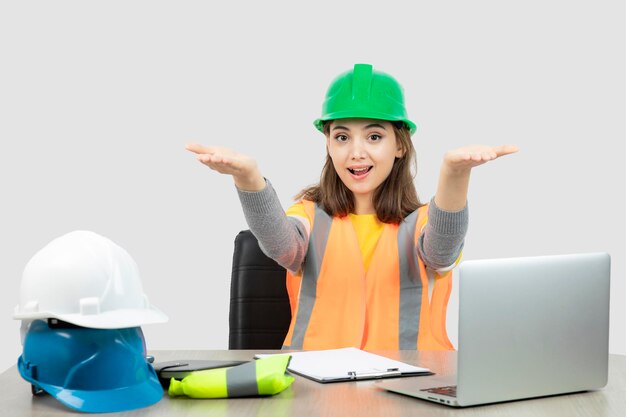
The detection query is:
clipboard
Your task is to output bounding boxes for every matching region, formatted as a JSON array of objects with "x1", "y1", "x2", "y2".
[{"x1": 255, "y1": 347, "x2": 433, "y2": 383}]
